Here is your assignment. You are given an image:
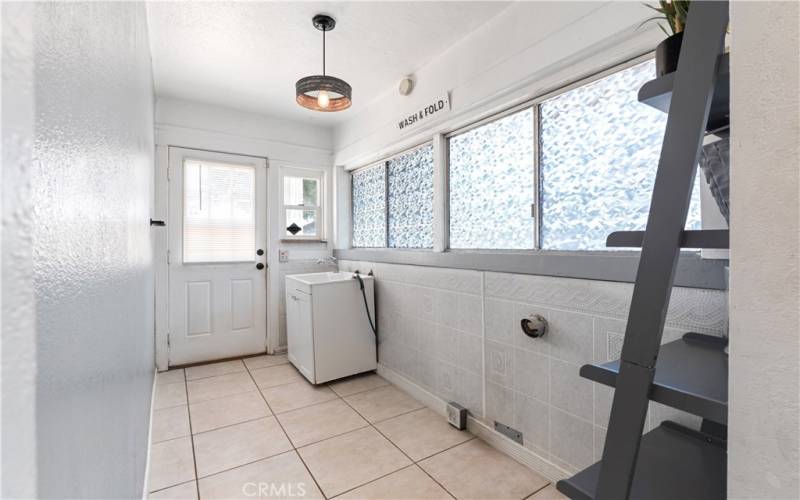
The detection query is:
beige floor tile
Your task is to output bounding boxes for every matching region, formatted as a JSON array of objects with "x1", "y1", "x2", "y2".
[
  {"x1": 185, "y1": 360, "x2": 245, "y2": 380},
  {"x1": 261, "y1": 380, "x2": 338, "y2": 414},
  {"x1": 199, "y1": 451, "x2": 323, "y2": 500},
  {"x1": 344, "y1": 385, "x2": 423, "y2": 423},
  {"x1": 250, "y1": 364, "x2": 306, "y2": 388},
  {"x1": 375, "y1": 408, "x2": 472, "y2": 461},
  {"x1": 151, "y1": 405, "x2": 191, "y2": 443},
  {"x1": 298, "y1": 426, "x2": 411, "y2": 497},
  {"x1": 148, "y1": 480, "x2": 197, "y2": 499},
  {"x1": 154, "y1": 383, "x2": 188, "y2": 410},
  {"x1": 148, "y1": 437, "x2": 196, "y2": 492},
  {"x1": 193, "y1": 416, "x2": 292, "y2": 477},
  {"x1": 277, "y1": 399, "x2": 368, "y2": 447},
  {"x1": 186, "y1": 372, "x2": 257, "y2": 404},
  {"x1": 189, "y1": 391, "x2": 270, "y2": 434},
  {"x1": 336, "y1": 465, "x2": 452, "y2": 500},
  {"x1": 329, "y1": 373, "x2": 389, "y2": 397},
  {"x1": 244, "y1": 354, "x2": 288, "y2": 370},
  {"x1": 527, "y1": 484, "x2": 566, "y2": 499},
  {"x1": 419, "y1": 439, "x2": 548, "y2": 500},
  {"x1": 156, "y1": 369, "x2": 185, "y2": 386}
]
